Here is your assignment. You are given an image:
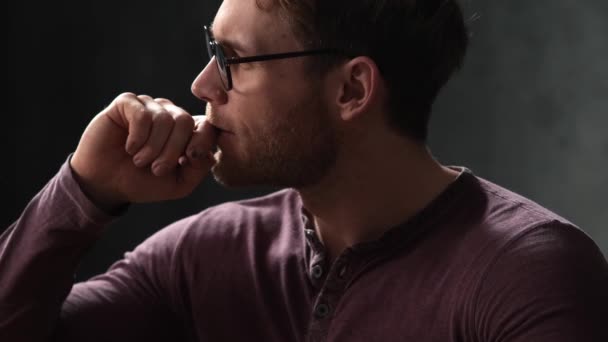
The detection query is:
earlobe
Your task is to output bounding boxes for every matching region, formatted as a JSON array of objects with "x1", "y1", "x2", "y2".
[{"x1": 336, "y1": 57, "x2": 380, "y2": 121}]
